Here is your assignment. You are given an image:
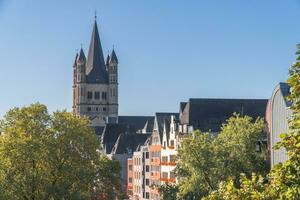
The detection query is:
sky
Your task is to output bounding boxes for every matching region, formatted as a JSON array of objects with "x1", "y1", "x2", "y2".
[{"x1": 0, "y1": 0, "x2": 300, "y2": 117}]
